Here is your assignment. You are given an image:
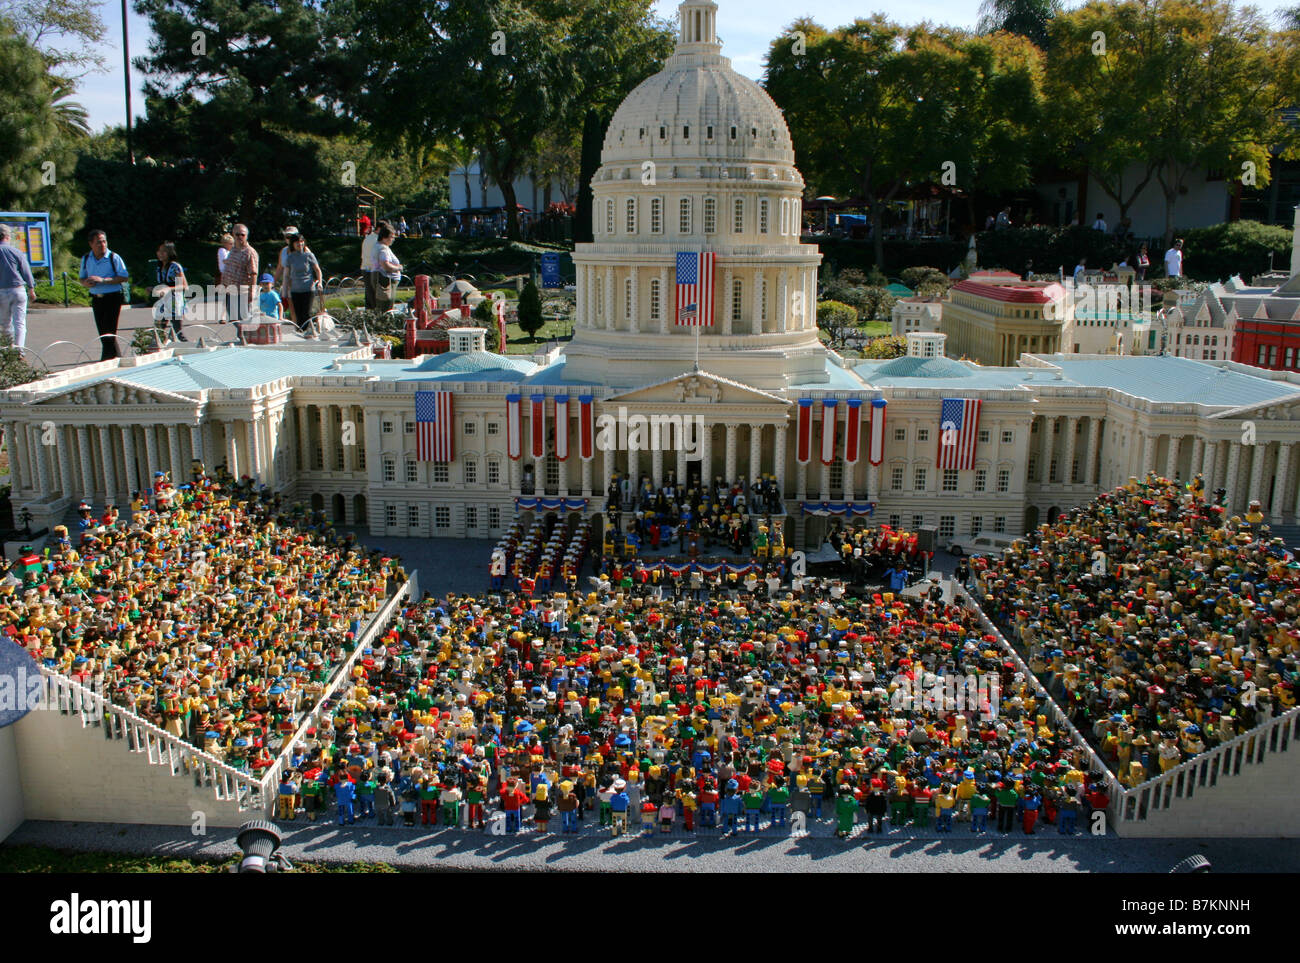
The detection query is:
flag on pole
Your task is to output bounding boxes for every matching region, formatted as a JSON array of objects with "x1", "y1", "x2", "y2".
[
  {"x1": 868, "y1": 398, "x2": 887, "y2": 466},
  {"x1": 579, "y1": 394, "x2": 595, "y2": 461},
  {"x1": 530, "y1": 393, "x2": 546, "y2": 459},
  {"x1": 506, "y1": 393, "x2": 522, "y2": 460},
  {"x1": 795, "y1": 399, "x2": 813, "y2": 464},
  {"x1": 675, "y1": 251, "x2": 716, "y2": 326},
  {"x1": 844, "y1": 399, "x2": 863, "y2": 466},
  {"x1": 820, "y1": 399, "x2": 838, "y2": 466},
  {"x1": 937, "y1": 398, "x2": 982, "y2": 470},
  {"x1": 554, "y1": 394, "x2": 570, "y2": 461},
  {"x1": 415, "y1": 390, "x2": 454, "y2": 462}
]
